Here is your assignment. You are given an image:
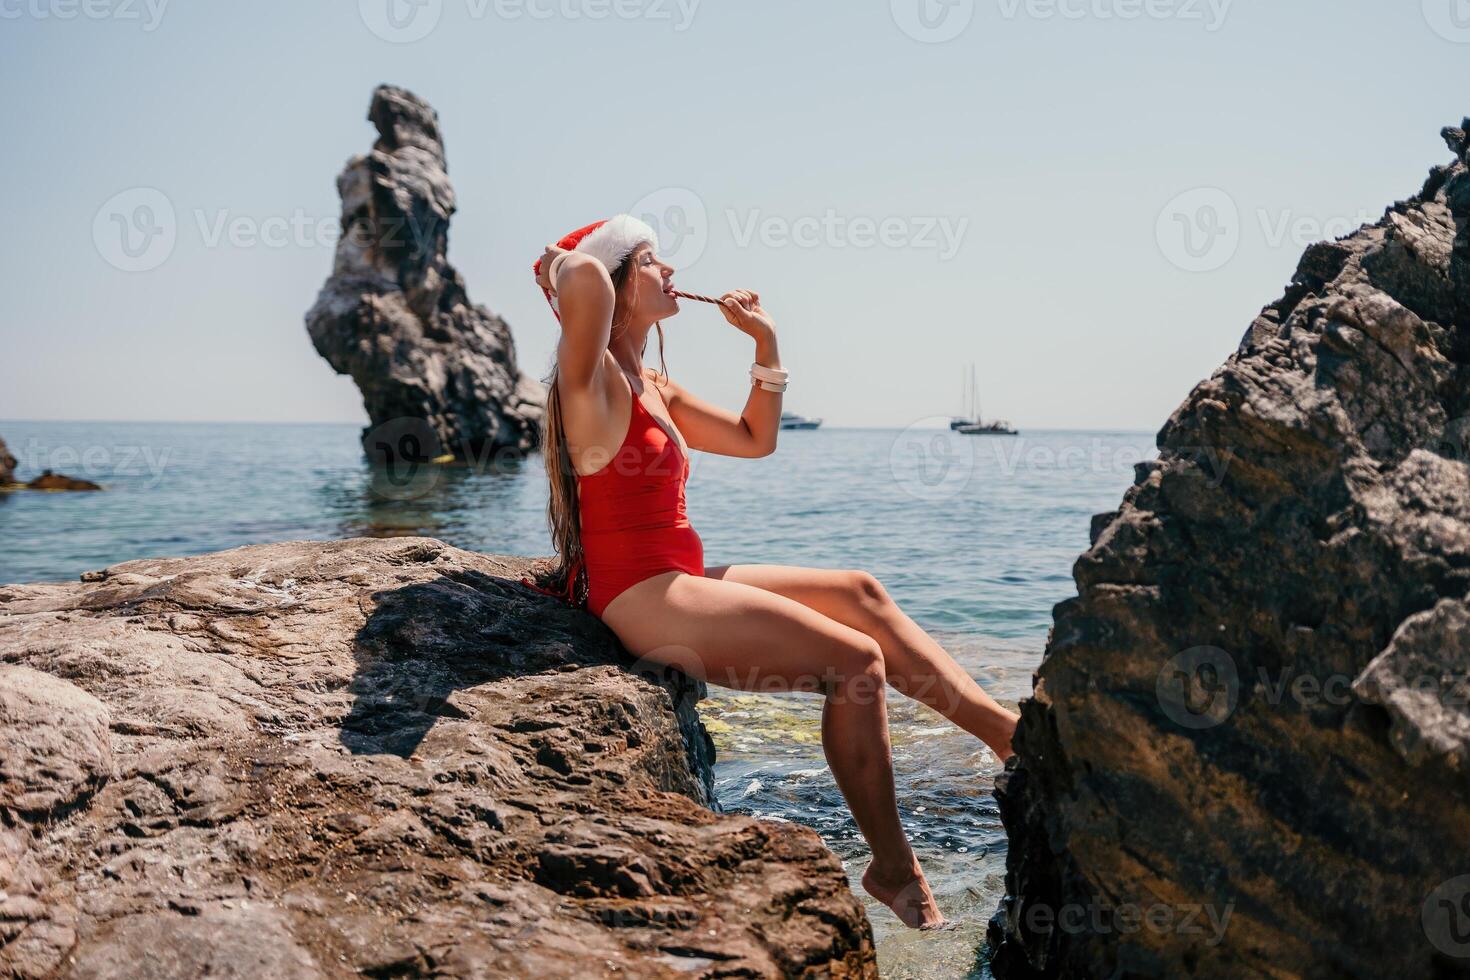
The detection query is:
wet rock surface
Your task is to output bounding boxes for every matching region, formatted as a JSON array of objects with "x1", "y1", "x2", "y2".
[
  {"x1": 0, "y1": 538, "x2": 875, "y2": 978},
  {"x1": 988, "y1": 120, "x2": 1470, "y2": 978},
  {"x1": 306, "y1": 85, "x2": 546, "y2": 464}
]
